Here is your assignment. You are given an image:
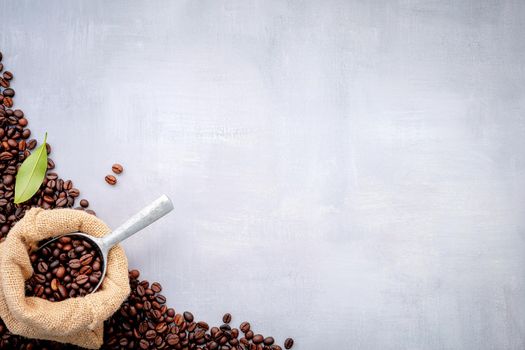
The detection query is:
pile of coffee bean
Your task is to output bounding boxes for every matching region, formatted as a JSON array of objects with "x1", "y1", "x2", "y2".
[
  {"x1": 103, "y1": 269, "x2": 294, "y2": 350},
  {"x1": 0, "y1": 50, "x2": 294, "y2": 349},
  {"x1": 0, "y1": 51, "x2": 90, "y2": 241},
  {"x1": 25, "y1": 235, "x2": 103, "y2": 301}
]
